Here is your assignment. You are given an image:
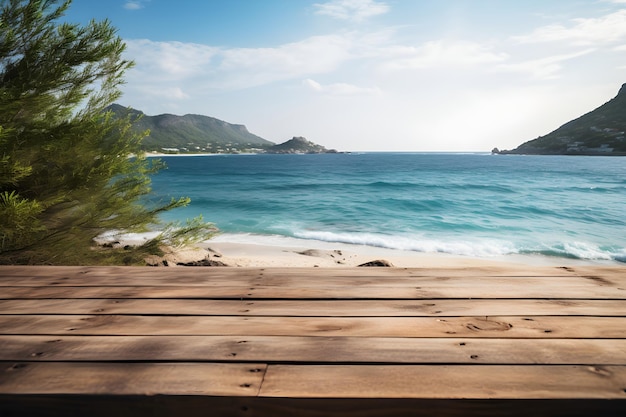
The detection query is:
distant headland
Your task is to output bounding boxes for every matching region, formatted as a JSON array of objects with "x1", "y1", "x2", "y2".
[
  {"x1": 107, "y1": 104, "x2": 338, "y2": 154},
  {"x1": 494, "y1": 83, "x2": 626, "y2": 156}
]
